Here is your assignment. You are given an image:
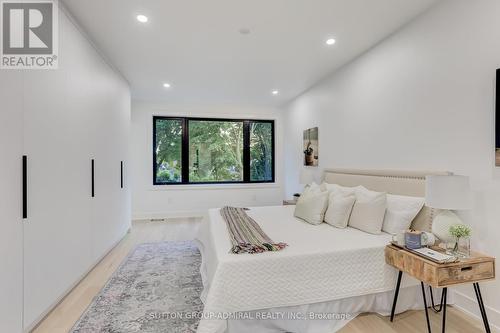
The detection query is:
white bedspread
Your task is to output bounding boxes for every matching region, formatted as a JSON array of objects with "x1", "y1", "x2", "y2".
[{"x1": 195, "y1": 205, "x2": 406, "y2": 333}]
